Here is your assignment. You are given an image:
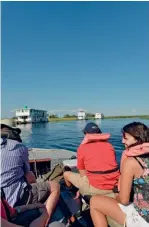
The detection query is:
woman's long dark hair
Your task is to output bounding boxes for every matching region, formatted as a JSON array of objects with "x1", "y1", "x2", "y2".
[{"x1": 122, "y1": 122, "x2": 149, "y2": 148}]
